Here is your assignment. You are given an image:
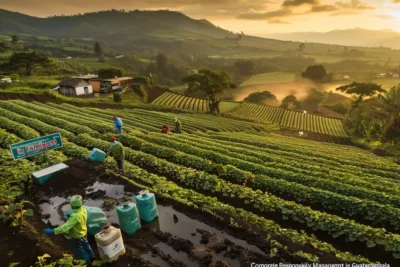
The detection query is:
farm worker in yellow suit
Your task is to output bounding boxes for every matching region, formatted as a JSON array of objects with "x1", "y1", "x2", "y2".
[
  {"x1": 43, "y1": 195, "x2": 95, "y2": 264},
  {"x1": 174, "y1": 117, "x2": 181, "y2": 135},
  {"x1": 108, "y1": 136, "x2": 125, "y2": 172}
]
